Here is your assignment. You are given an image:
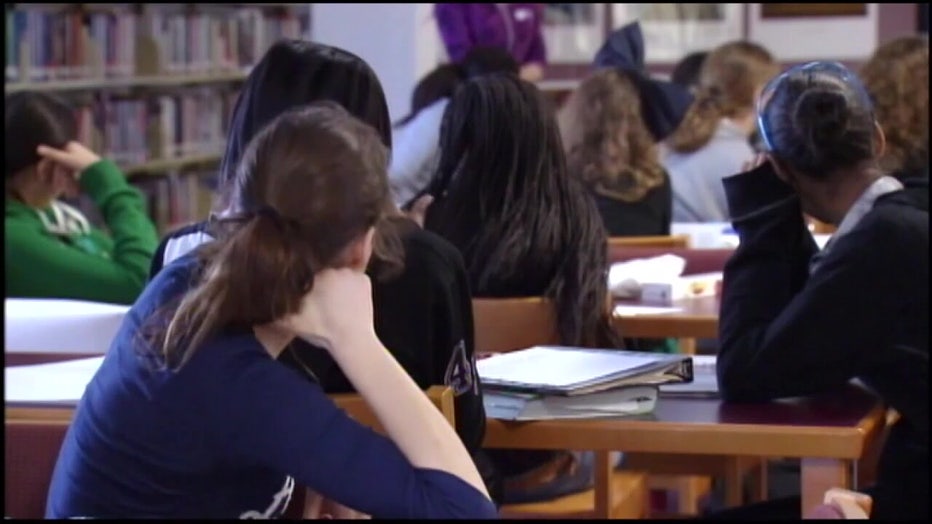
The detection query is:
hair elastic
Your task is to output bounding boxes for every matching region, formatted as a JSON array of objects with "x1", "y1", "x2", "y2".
[{"x1": 755, "y1": 61, "x2": 873, "y2": 155}]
